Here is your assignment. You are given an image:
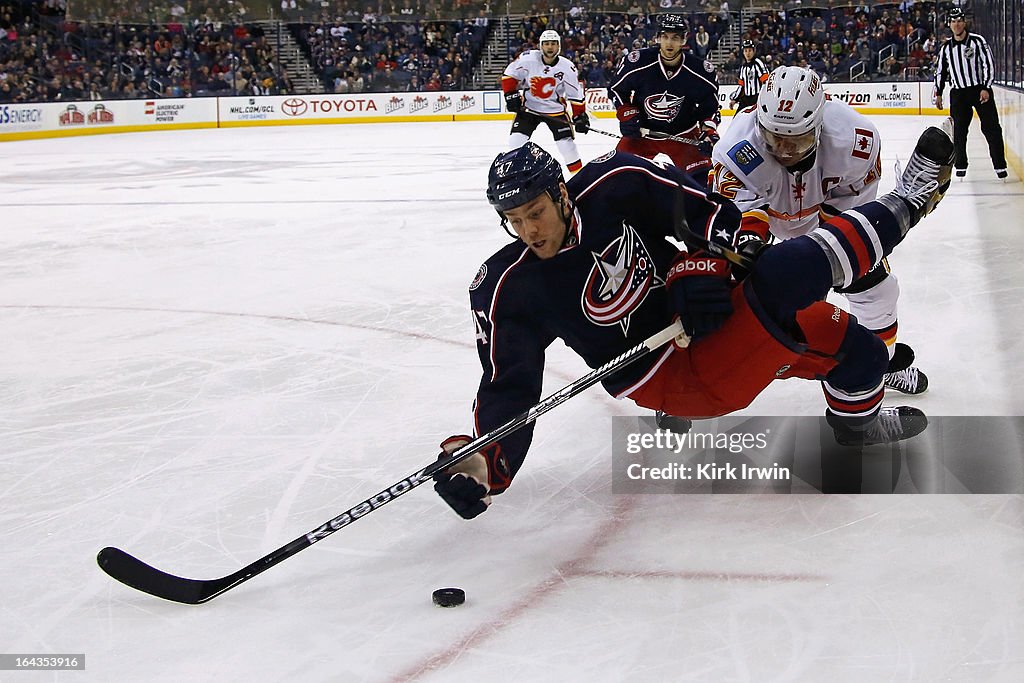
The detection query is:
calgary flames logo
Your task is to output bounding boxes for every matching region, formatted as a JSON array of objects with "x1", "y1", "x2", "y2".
[{"x1": 581, "y1": 224, "x2": 663, "y2": 334}]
